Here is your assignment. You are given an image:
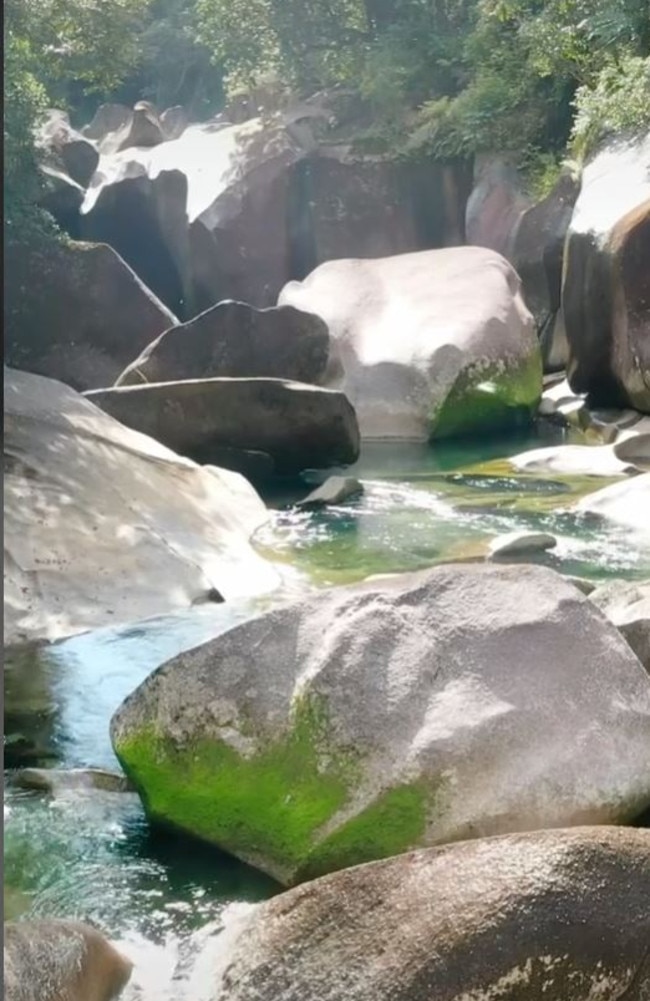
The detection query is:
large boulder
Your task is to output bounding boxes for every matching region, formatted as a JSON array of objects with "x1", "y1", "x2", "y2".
[
  {"x1": 111, "y1": 563, "x2": 650, "y2": 886},
  {"x1": 210, "y1": 827, "x2": 650, "y2": 1001},
  {"x1": 576, "y1": 472, "x2": 650, "y2": 532},
  {"x1": 4, "y1": 919, "x2": 133, "y2": 1001},
  {"x1": 4, "y1": 368, "x2": 280, "y2": 647},
  {"x1": 563, "y1": 135, "x2": 650, "y2": 411},
  {"x1": 3, "y1": 238, "x2": 178, "y2": 391},
  {"x1": 590, "y1": 579, "x2": 650, "y2": 672},
  {"x1": 279, "y1": 247, "x2": 542, "y2": 440},
  {"x1": 86, "y1": 378, "x2": 360, "y2": 474},
  {"x1": 115, "y1": 300, "x2": 330, "y2": 386}
]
